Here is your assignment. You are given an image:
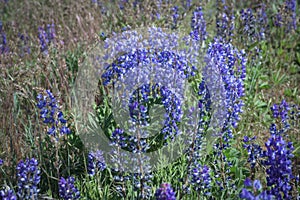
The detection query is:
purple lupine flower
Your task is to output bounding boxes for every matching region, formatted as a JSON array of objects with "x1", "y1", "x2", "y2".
[
  {"x1": 38, "y1": 23, "x2": 56, "y2": 54},
  {"x1": 240, "y1": 179, "x2": 273, "y2": 200},
  {"x1": 100, "y1": 27, "x2": 200, "y2": 199},
  {"x1": 285, "y1": 0, "x2": 297, "y2": 30},
  {"x1": 240, "y1": 8, "x2": 256, "y2": 42},
  {"x1": 16, "y1": 158, "x2": 40, "y2": 199},
  {"x1": 38, "y1": 27, "x2": 48, "y2": 54},
  {"x1": 102, "y1": 49, "x2": 193, "y2": 149},
  {"x1": 155, "y1": 183, "x2": 176, "y2": 200},
  {"x1": 184, "y1": 81, "x2": 212, "y2": 194},
  {"x1": 206, "y1": 38, "x2": 246, "y2": 132},
  {"x1": 244, "y1": 178, "x2": 252, "y2": 187},
  {"x1": 278, "y1": 100, "x2": 290, "y2": 122},
  {"x1": 256, "y1": 4, "x2": 268, "y2": 40},
  {"x1": 87, "y1": 150, "x2": 106, "y2": 176},
  {"x1": 271, "y1": 100, "x2": 291, "y2": 134},
  {"x1": 0, "y1": 159, "x2": 3, "y2": 166},
  {"x1": 243, "y1": 136, "x2": 263, "y2": 169},
  {"x1": 171, "y1": 6, "x2": 179, "y2": 29},
  {"x1": 190, "y1": 7, "x2": 207, "y2": 42},
  {"x1": 58, "y1": 177, "x2": 80, "y2": 200},
  {"x1": 36, "y1": 90, "x2": 71, "y2": 138},
  {"x1": 191, "y1": 165, "x2": 211, "y2": 194},
  {"x1": 46, "y1": 23, "x2": 55, "y2": 41},
  {"x1": 240, "y1": 188, "x2": 255, "y2": 200},
  {"x1": 0, "y1": 187, "x2": 17, "y2": 200},
  {"x1": 216, "y1": 0, "x2": 235, "y2": 42},
  {"x1": 205, "y1": 37, "x2": 246, "y2": 191},
  {"x1": 264, "y1": 133, "x2": 294, "y2": 199}
]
